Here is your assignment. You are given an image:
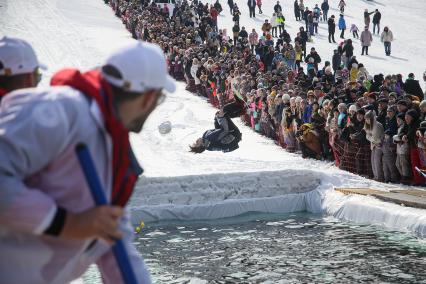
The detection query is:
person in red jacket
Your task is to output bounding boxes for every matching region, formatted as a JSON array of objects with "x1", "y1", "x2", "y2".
[{"x1": 210, "y1": 6, "x2": 219, "y2": 31}]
